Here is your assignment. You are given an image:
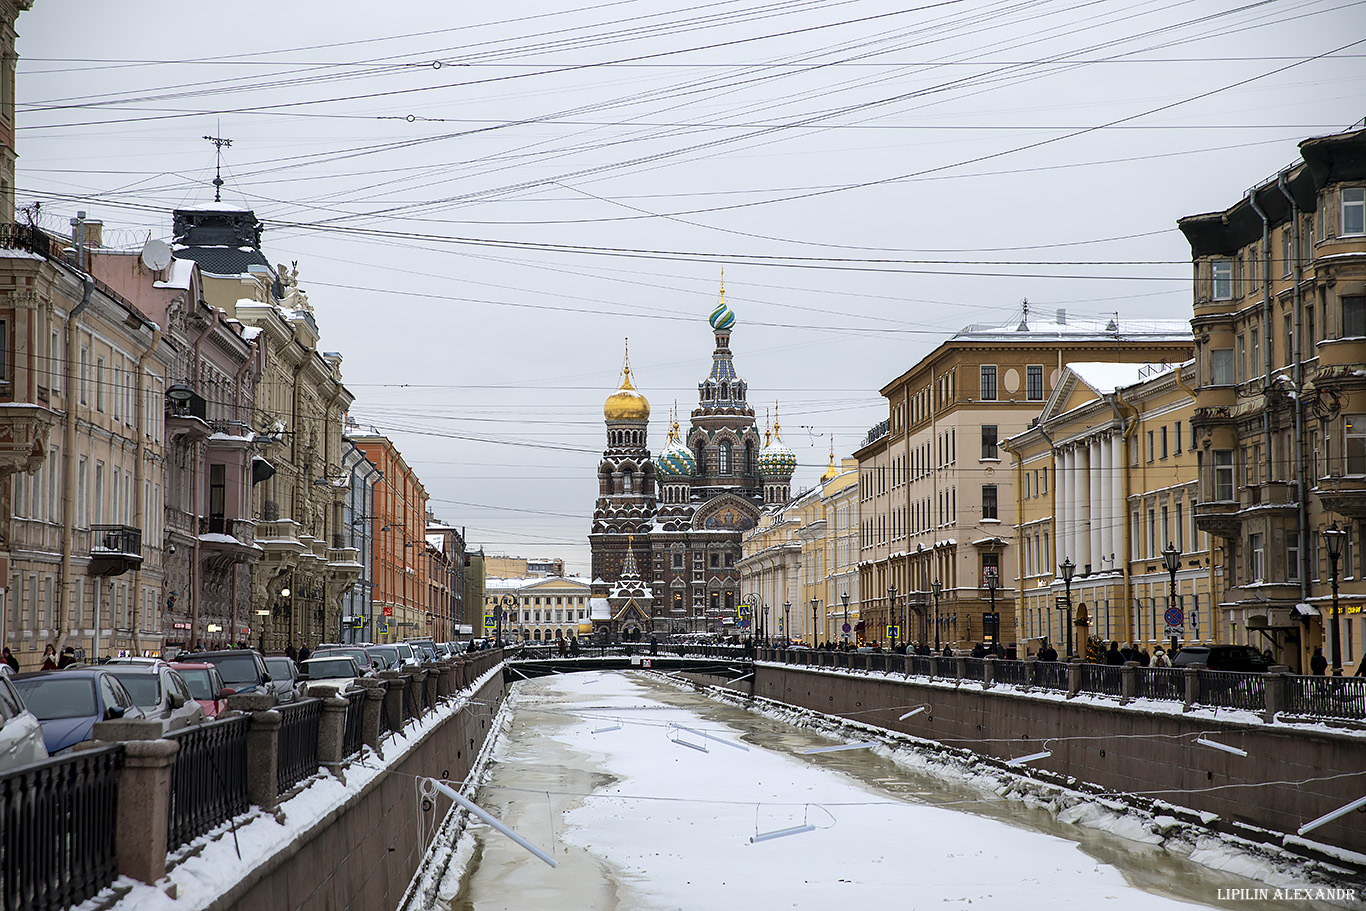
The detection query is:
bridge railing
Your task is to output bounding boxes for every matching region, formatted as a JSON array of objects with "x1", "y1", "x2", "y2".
[
  {"x1": 276, "y1": 698, "x2": 323, "y2": 795},
  {"x1": 0, "y1": 744, "x2": 122, "y2": 911},
  {"x1": 758, "y1": 649, "x2": 1363, "y2": 721}
]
